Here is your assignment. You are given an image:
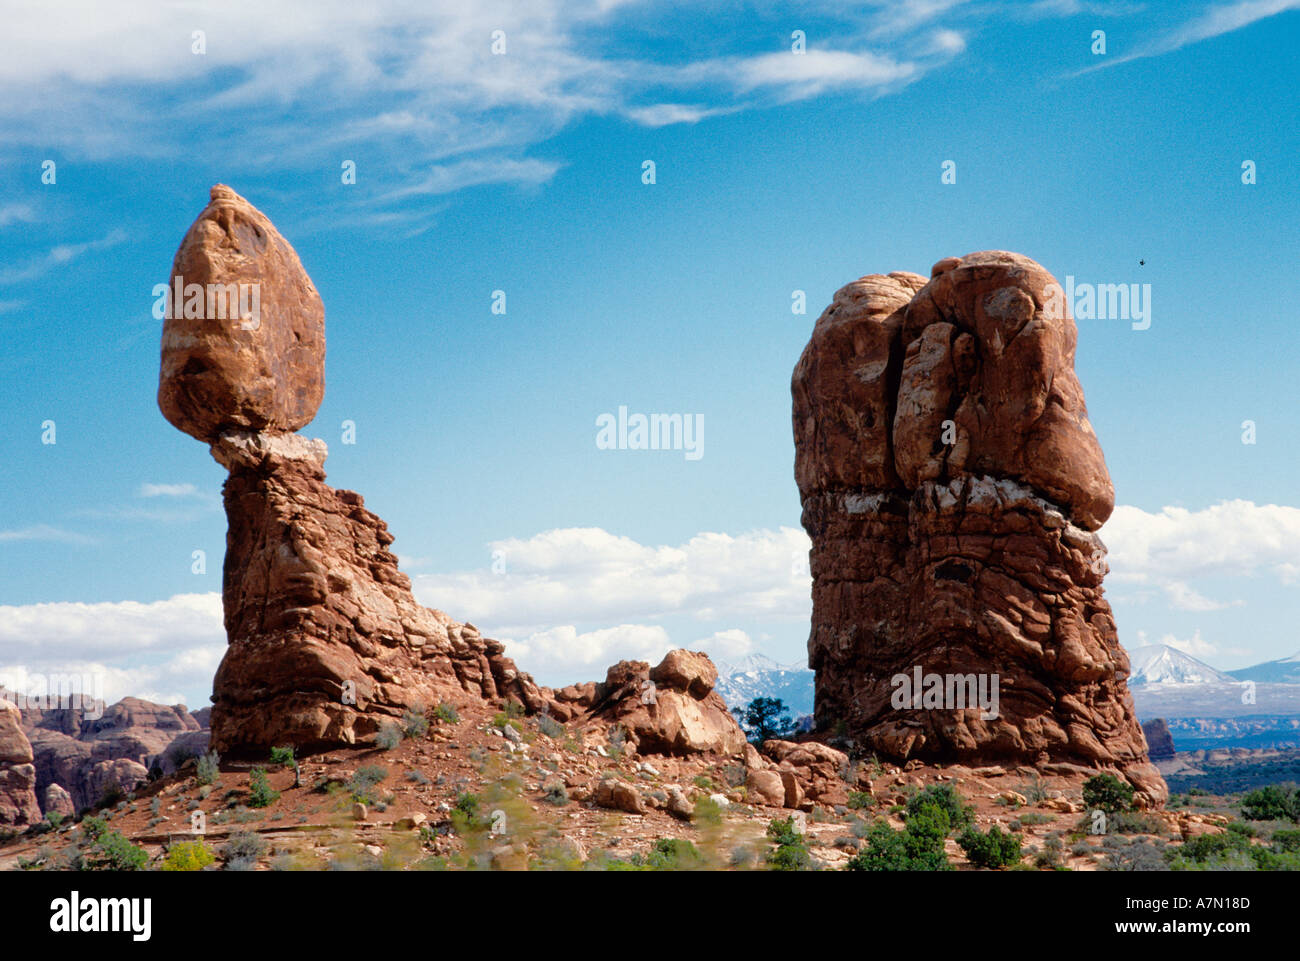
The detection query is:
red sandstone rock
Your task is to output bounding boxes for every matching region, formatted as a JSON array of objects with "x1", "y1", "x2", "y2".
[
  {"x1": 0, "y1": 700, "x2": 40, "y2": 826},
  {"x1": 792, "y1": 251, "x2": 1165, "y2": 807},
  {"x1": 158, "y1": 185, "x2": 325, "y2": 442}
]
